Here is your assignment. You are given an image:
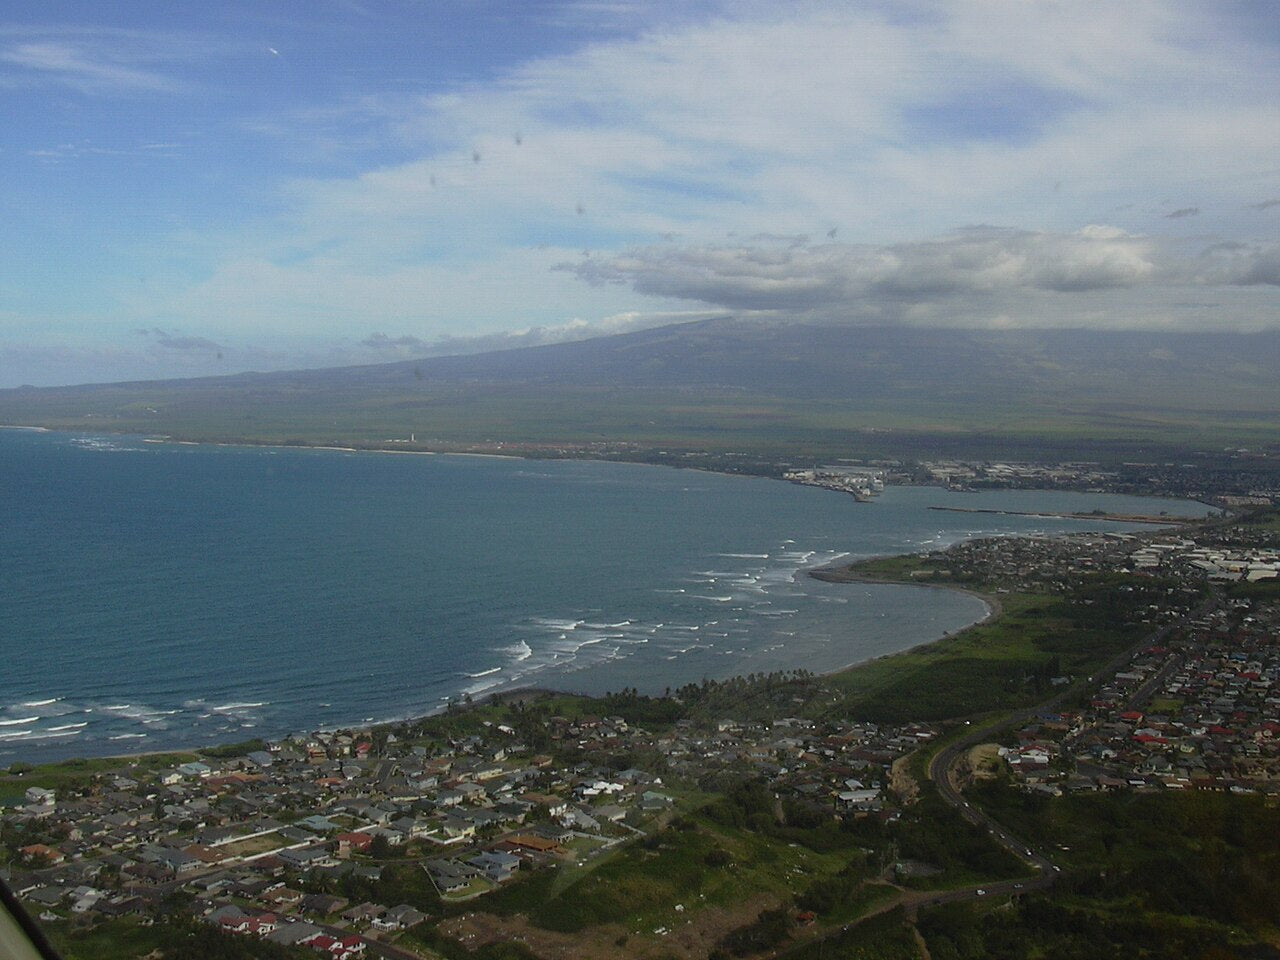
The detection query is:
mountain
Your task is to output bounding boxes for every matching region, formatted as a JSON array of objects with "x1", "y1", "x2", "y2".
[{"x1": 2, "y1": 319, "x2": 1278, "y2": 460}]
